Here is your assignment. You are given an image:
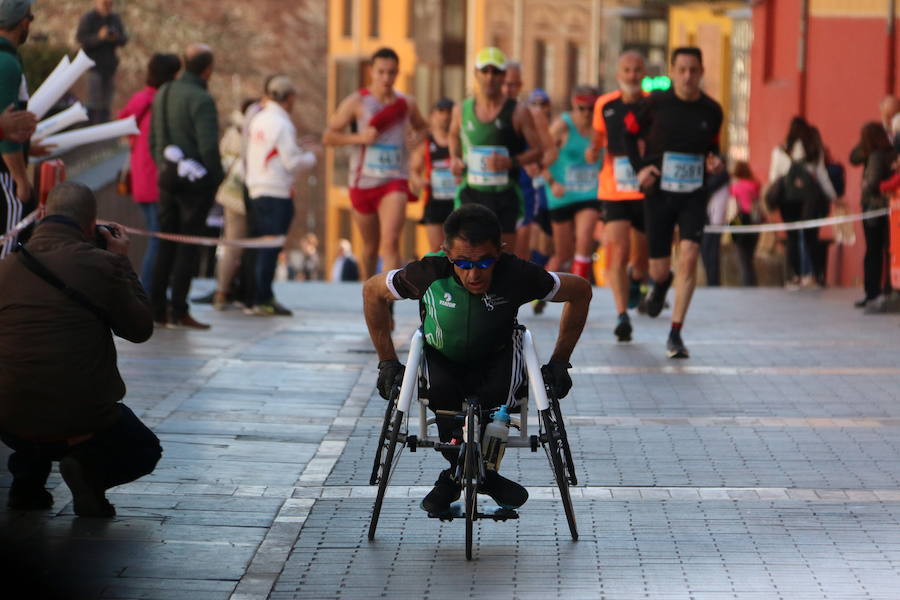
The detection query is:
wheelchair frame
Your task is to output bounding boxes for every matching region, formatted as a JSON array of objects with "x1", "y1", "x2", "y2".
[{"x1": 367, "y1": 326, "x2": 578, "y2": 559}]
